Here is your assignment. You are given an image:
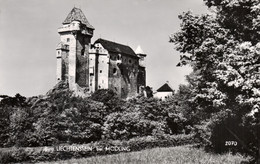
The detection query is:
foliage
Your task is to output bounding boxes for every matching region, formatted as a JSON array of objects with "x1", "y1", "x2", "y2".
[
  {"x1": 0, "y1": 82, "x2": 108, "y2": 147},
  {"x1": 28, "y1": 85, "x2": 106, "y2": 146},
  {"x1": 171, "y1": 0, "x2": 260, "y2": 162},
  {"x1": 90, "y1": 89, "x2": 123, "y2": 113},
  {"x1": 172, "y1": 83, "x2": 199, "y2": 133},
  {"x1": 102, "y1": 96, "x2": 193, "y2": 140},
  {"x1": 145, "y1": 86, "x2": 153, "y2": 98},
  {"x1": 0, "y1": 94, "x2": 27, "y2": 107},
  {"x1": 0, "y1": 93, "x2": 30, "y2": 147},
  {"x1": 0, "y1": 82, "x2": 193, "y2": 152},
  {"x1": 103, "y1": 111, "x2": 159, "y2": 140},
  {"x1": 0, "y1": 148, "x2": 28, "y2": 164}
]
